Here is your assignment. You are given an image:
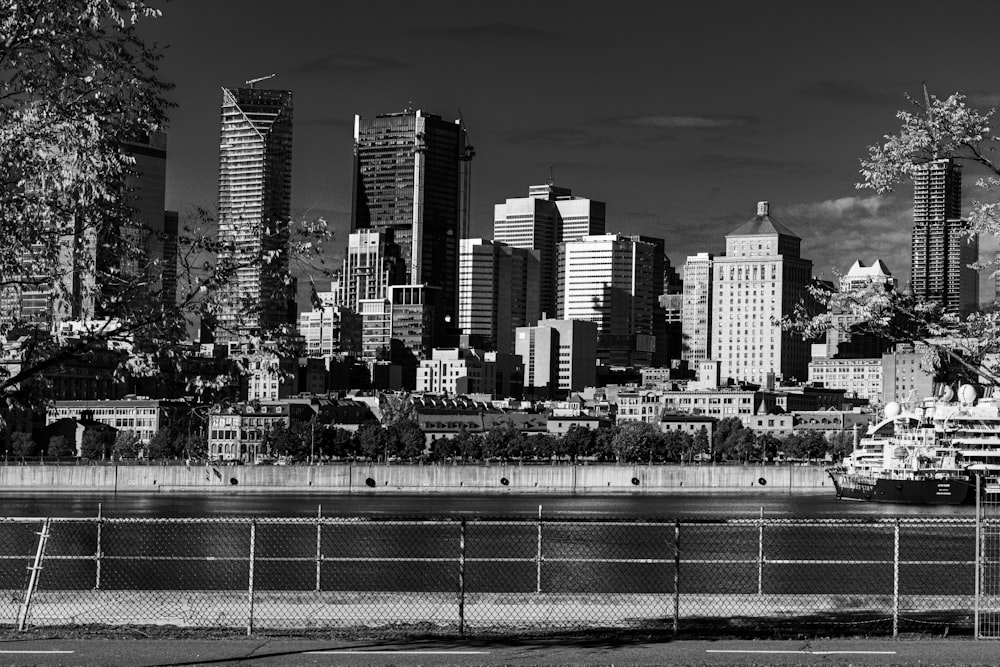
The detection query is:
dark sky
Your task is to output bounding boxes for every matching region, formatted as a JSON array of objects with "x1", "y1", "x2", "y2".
[{"x1": 140, "y1": 0, "x2": 1000, "y2": 298}]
